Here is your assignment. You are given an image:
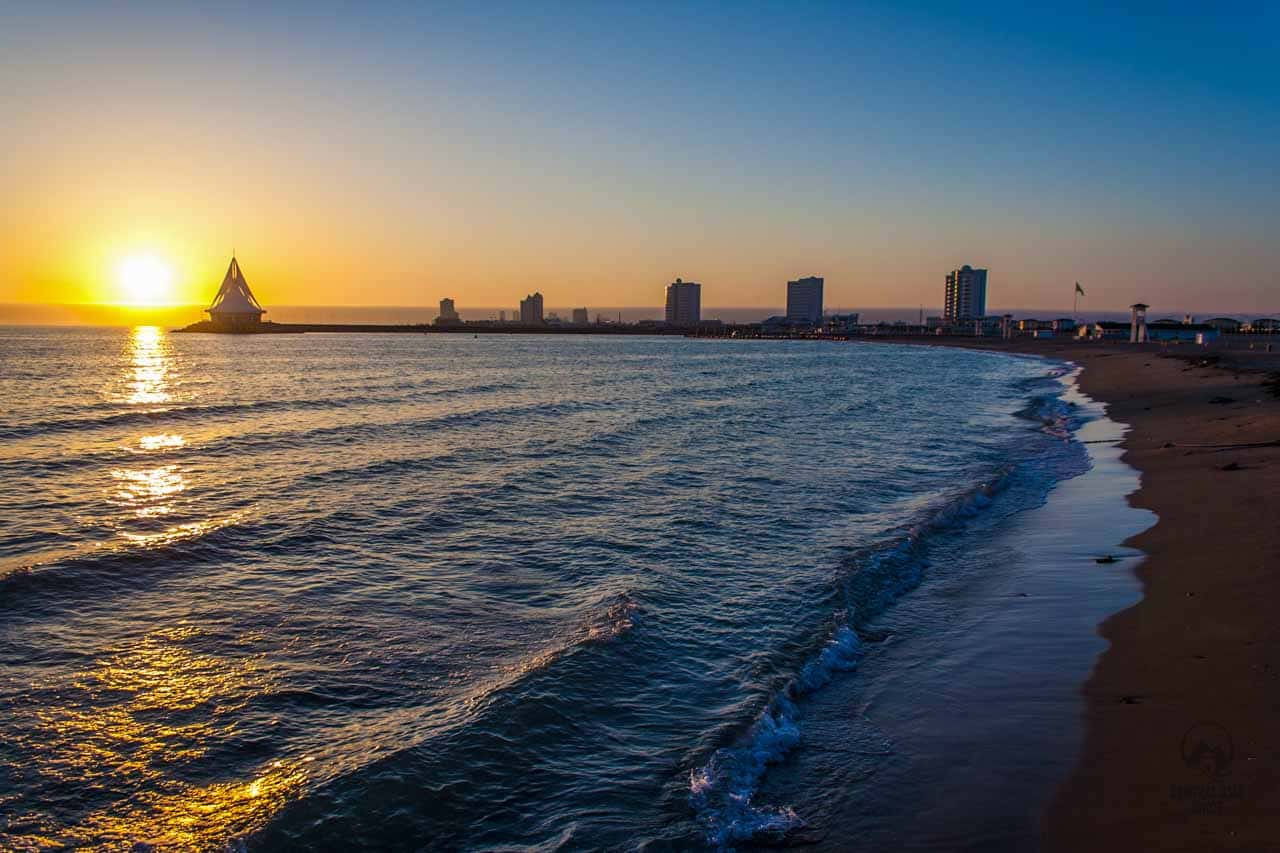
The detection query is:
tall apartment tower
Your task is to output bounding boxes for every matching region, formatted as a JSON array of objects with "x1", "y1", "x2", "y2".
[
  {"x1": 519, "y1": 292, "x2": 544, "y2": 324},
  {"x1": 786, "y1": 276, "x2": 824, "y2": 325},
  {"x1": 944, "y1": 266, "x2": 988, "y2": 321},
  {"x1": 665, "y1": 278, "x2": 701, "y2": 325}
]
